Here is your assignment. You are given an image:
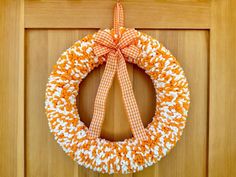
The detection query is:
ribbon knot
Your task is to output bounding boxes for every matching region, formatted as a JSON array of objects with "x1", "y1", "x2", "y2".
[
  {"x1": 88, "y1": 2, "x2": 147, "y2": 141},
  {"x1": 93, "y1": 29, "x2": 140, "y2": 60}
]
